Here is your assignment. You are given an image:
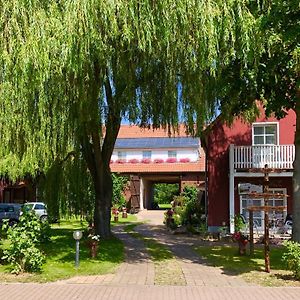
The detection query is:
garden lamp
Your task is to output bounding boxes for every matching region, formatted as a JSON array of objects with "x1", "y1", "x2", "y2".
[{"x1": 73, "y1": 230, "x2": 83, "y2": 268}]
